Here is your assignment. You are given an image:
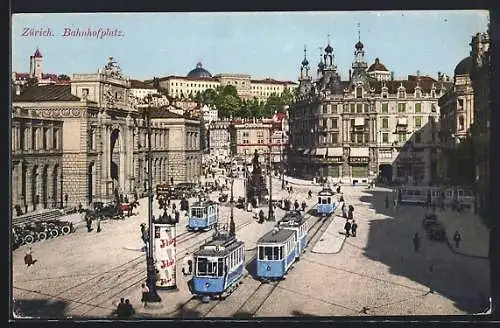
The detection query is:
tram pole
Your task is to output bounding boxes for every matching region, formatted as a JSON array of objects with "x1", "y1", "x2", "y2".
[
  {"x1": 139, "y1": 96, "x2": 161, "y2": 303},
  {"x1": 268, "y1": 145, "x2": 274, "y2": 221},
  {"x1": 230, "y1": 177, "x2": 235, "y2": 235}
]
